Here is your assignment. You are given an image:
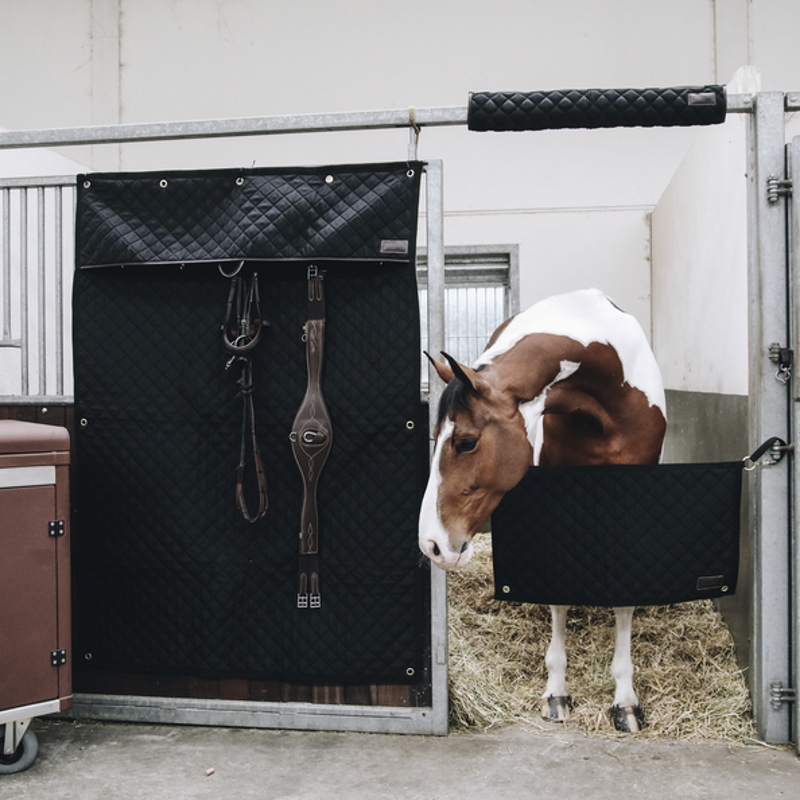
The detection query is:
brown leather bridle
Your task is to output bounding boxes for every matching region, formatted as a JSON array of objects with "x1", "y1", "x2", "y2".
[{"x1": 221, "y1": 264, "x2": 269, "y2": 523}]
